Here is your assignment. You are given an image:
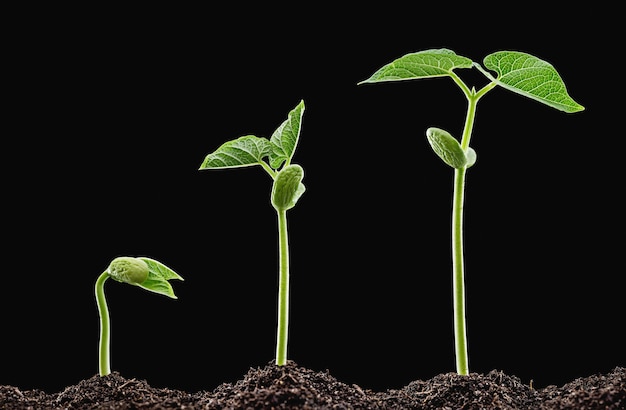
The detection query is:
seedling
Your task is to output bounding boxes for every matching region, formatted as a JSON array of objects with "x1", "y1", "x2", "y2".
[
  {"x1": 95, "y1": 256, "x2": 184, "y2": 376},
  {"x1": 199, "y1": 100, "x2": 306, "y2": 366},
  {"x1": 359, "y1": 49, "x2": 584, "y2": 375}
]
